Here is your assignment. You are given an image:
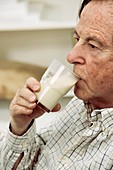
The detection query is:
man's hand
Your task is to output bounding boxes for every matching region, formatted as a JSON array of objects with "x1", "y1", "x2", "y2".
[{"x1": 10, "y1": 77, "x2": 61, "y2": 135}]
